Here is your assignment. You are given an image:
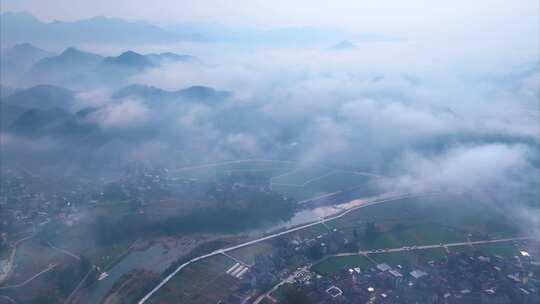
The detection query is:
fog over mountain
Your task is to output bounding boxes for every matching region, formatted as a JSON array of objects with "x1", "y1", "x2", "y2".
[
  {"x1": 0, "y1": 4, "x2": 538, "y2": 304},
  {"x1": 2, "y1": 45, "x2": 196, "y2": 89},
  {"x1": 2, "y1": 40, "x2": 538, "y2": 194},
  {"x1": 0, "y1": 12, "x2": 183, "y2": 47},
  {"x1": 0, "y1": 42, "x2": 55, "y2": 84}
]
